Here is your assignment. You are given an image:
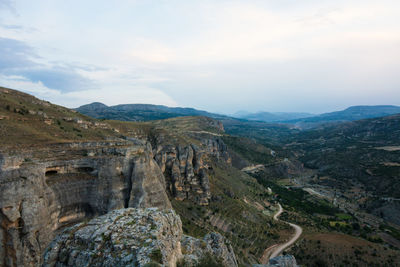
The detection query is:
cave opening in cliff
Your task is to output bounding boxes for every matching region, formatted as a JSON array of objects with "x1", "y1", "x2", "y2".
[{"x1": 45, "y1": 170, "x2": 58, "y2": 176}]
